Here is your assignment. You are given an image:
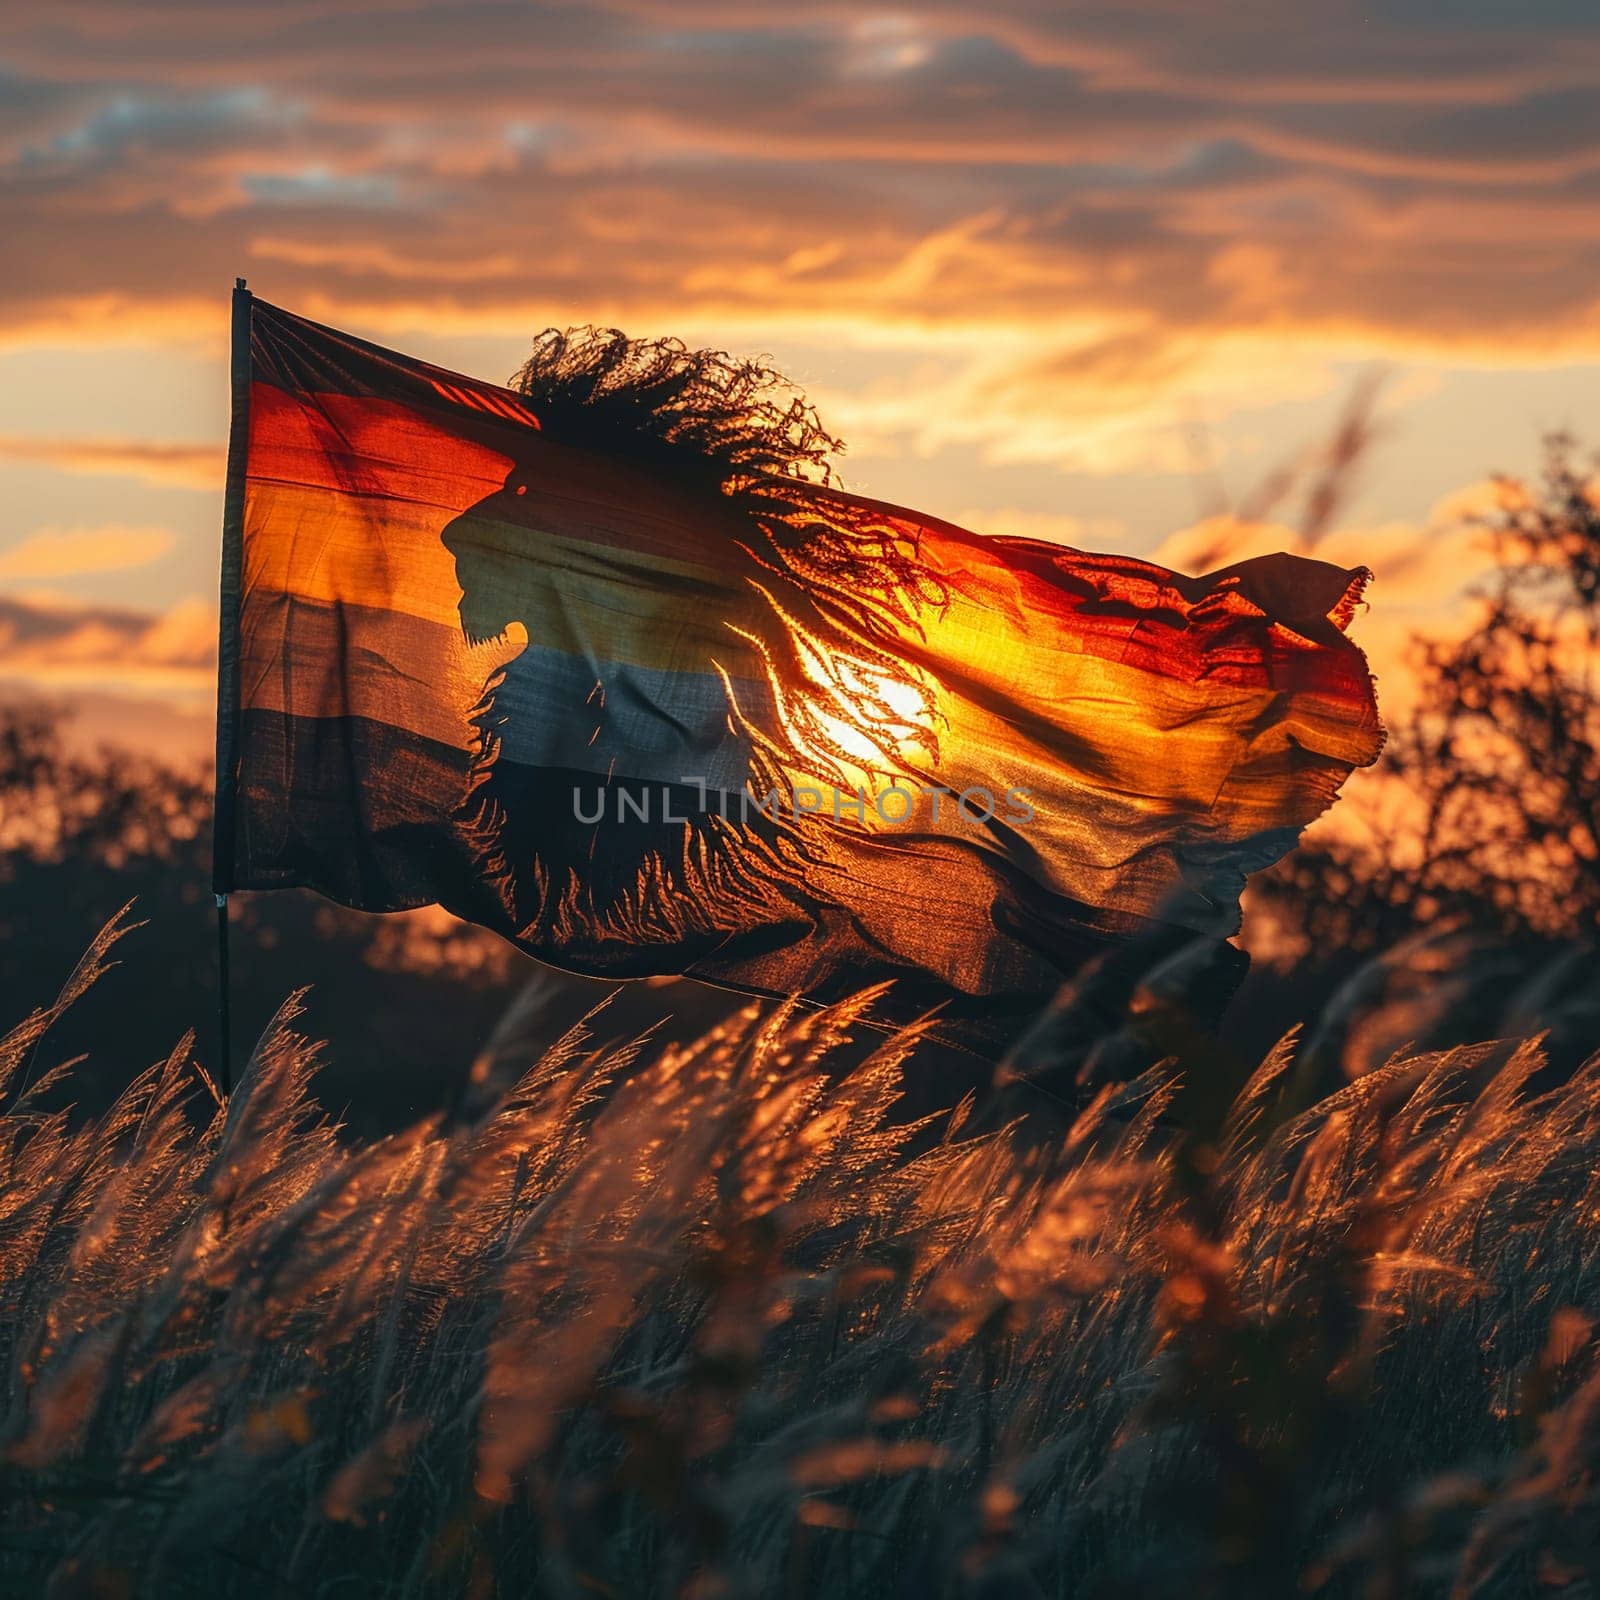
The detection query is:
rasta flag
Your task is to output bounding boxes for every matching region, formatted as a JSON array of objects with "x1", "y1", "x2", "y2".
[{"x1": 215, "y1": 292, "x2": 1383, "y2": 1050}]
